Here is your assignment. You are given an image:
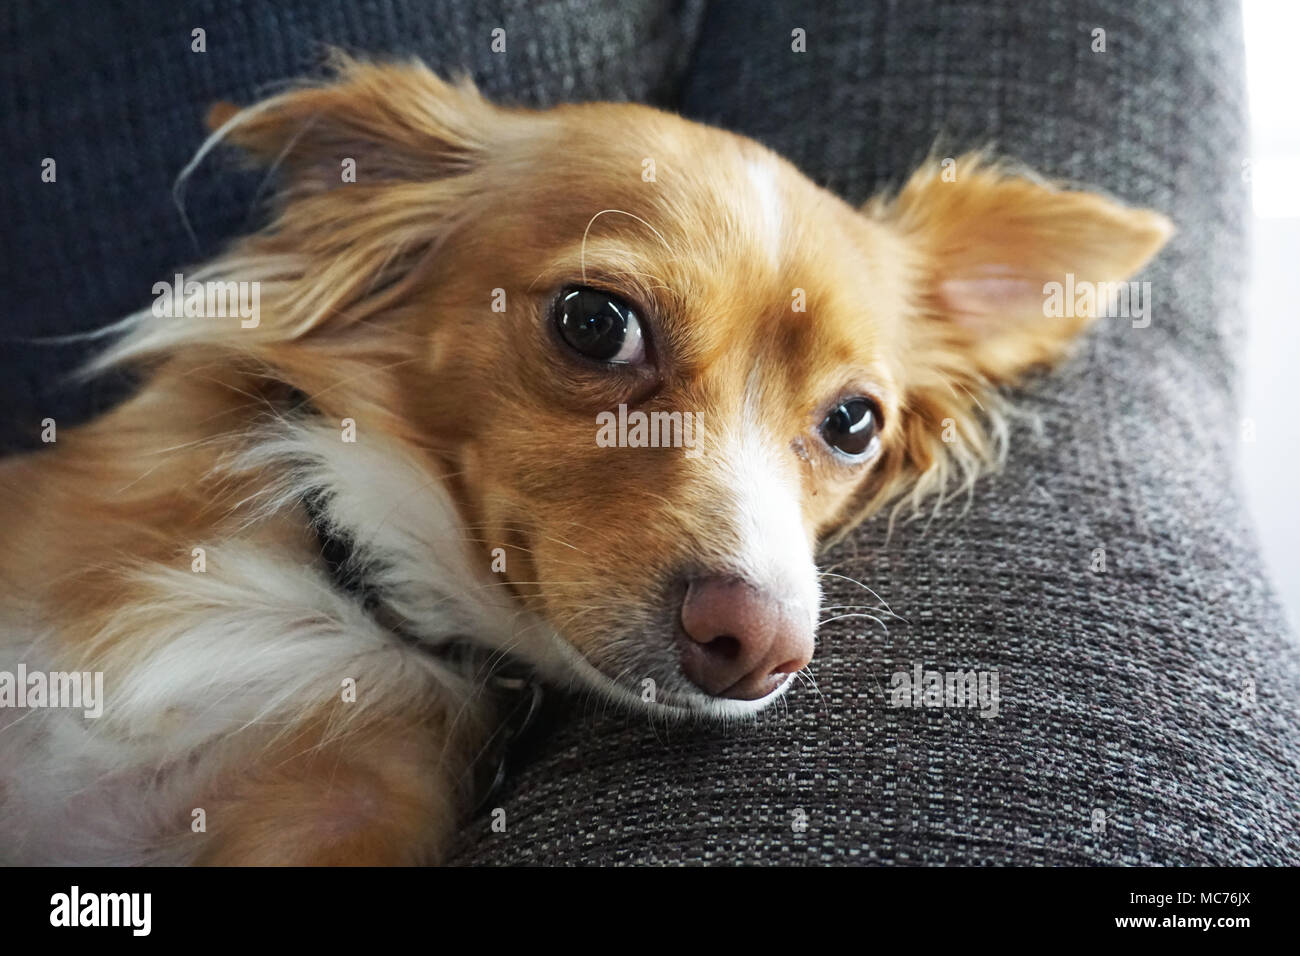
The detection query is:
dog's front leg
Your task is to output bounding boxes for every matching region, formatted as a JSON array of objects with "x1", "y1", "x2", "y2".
[{"x1": 192, "y1": 702, "x2": 491, "y2": 866}]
